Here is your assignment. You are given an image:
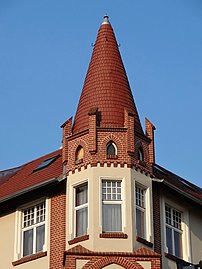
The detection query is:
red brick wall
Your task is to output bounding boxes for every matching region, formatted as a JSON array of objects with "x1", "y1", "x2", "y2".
[
  {"x1": 145, "y1": 118, "x2": 156, "y2": 164},
  {"x1": 152, "y1": 182, "x2": 162, "y2": 255},
  {"x1": 50, "y1": 182, "x2": 66, "y2": 269},
  {"x1": 65, "y1": 127, "x2": 153, "y2": 175},
  {"x1": 64, "y1": 245, "x2": 161, "y2": 269}
]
